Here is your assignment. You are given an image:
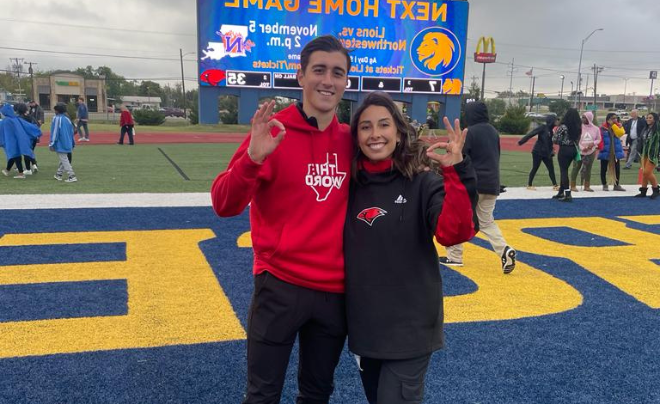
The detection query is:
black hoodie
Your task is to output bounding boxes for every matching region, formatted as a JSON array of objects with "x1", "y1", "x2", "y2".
[
  {"x1": 518, "y1": 114, "x2": 556, "y2": 158},
  {"x1": 462, "y1": 102, "x2": 501, "y2": 195}
]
